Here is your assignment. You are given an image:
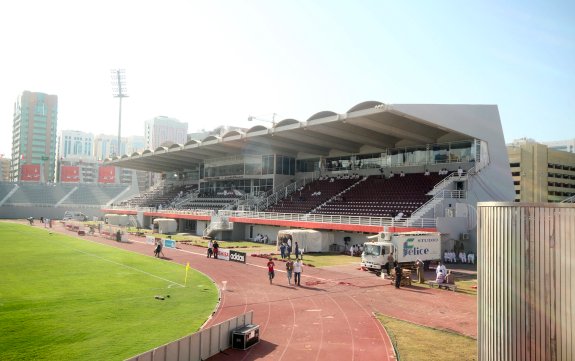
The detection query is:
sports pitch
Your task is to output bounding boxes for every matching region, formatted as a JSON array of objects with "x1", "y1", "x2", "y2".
[{"x1": 0, "y1": 222, "x2": 218, "y2": 361}]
